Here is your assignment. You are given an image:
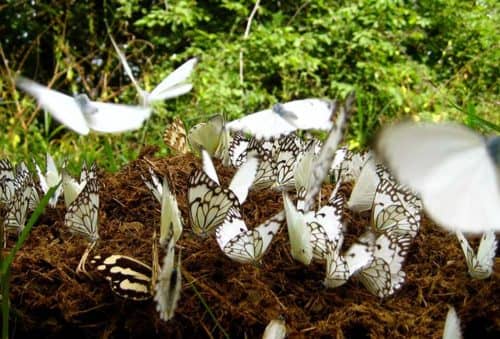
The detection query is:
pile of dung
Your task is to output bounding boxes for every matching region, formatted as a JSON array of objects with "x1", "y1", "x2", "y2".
[{"x1": 8, "y1": 151, "x2": 499, "y2": 338}]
